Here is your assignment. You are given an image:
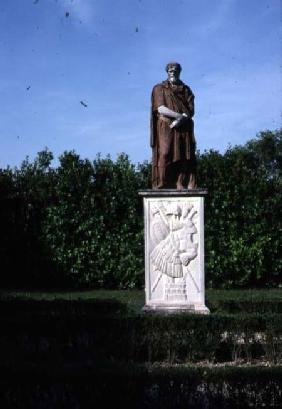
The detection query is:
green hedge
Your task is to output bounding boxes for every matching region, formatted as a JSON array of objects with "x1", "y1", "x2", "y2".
[
  {"x1": 0, "y1": 129, "x2": 281, "y2": 289},
  {"x1": 1, "y1": 300, "x2": 282, "y2": 364},
  {"x1": 0, "y1": 364, "x2": 281, "y2": 408},
  {"x1": 1, "y1": 299, "x2": 281, "y2": 407}
]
